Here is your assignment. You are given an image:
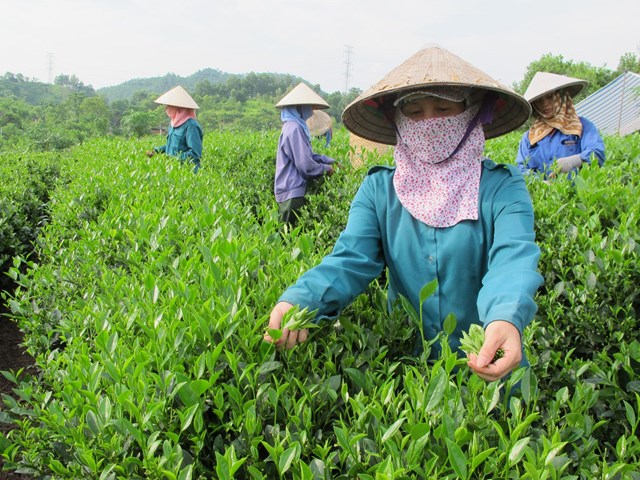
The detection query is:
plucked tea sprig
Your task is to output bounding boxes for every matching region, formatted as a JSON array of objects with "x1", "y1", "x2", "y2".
[{"x1": 459, "y1": 324, "x2": 504, "y2": 363}]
